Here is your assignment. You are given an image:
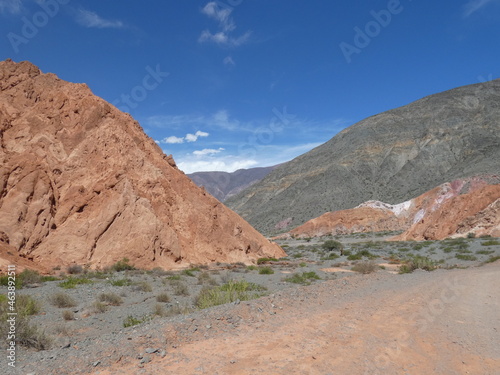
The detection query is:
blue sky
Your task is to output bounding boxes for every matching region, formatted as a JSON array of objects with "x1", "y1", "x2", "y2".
[{"x1": 1, "y1": 0, "x2": 499, "y2": 173}]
